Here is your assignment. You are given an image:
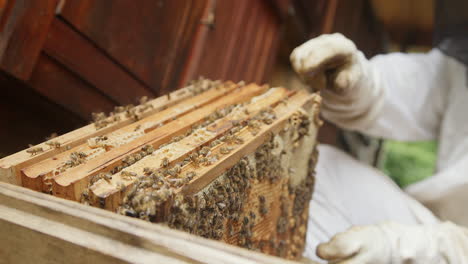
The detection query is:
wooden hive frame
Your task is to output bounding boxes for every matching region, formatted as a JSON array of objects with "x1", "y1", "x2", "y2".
[
  {"x1": 0, "y1": 79, "x2": 322, "y2": 261},
  {"x1": 0, "y1": 182, "x2": 320, "y2": 264}
]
